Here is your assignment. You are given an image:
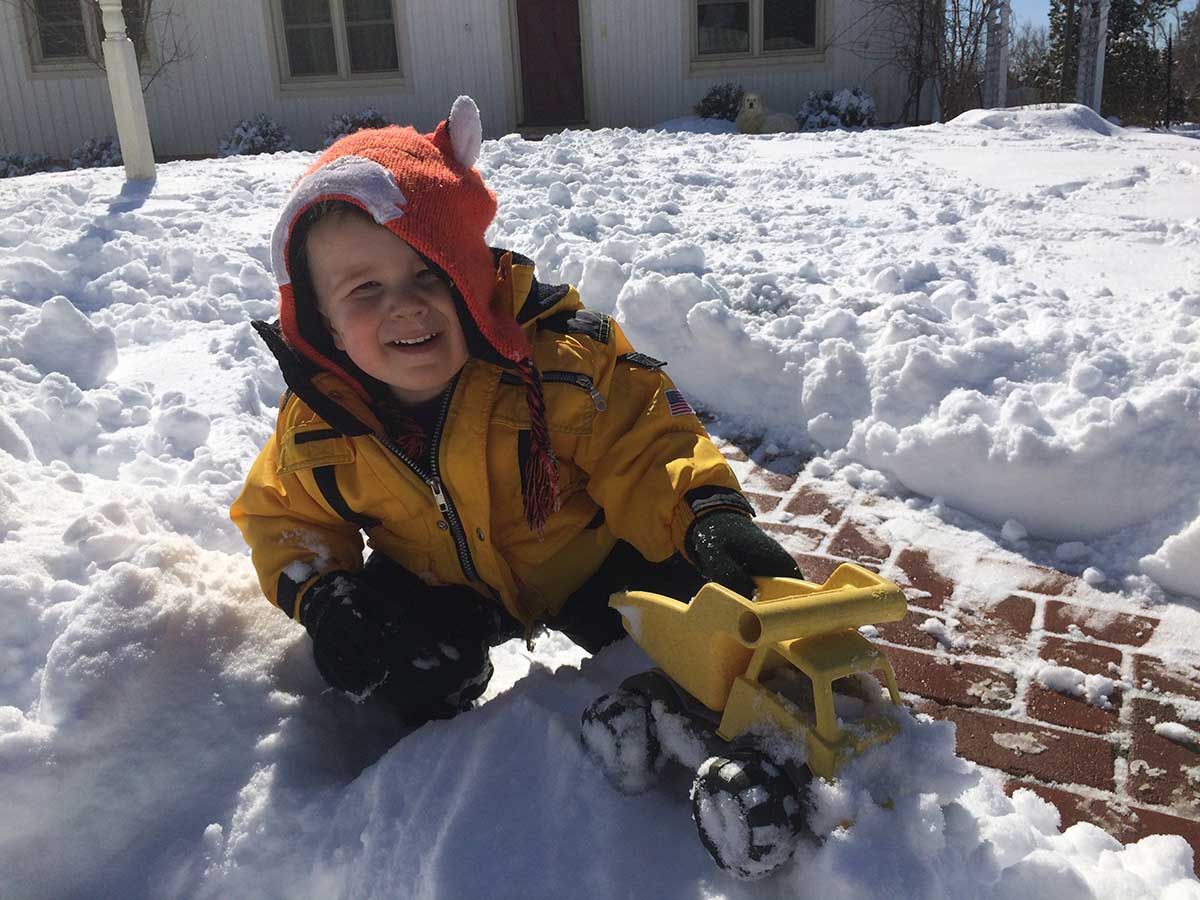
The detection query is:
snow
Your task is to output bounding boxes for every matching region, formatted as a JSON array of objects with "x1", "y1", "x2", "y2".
[
  {"x1": 1155, "y1": 722, "x2": 1200, "y2": 748},
  {"x1": 0, "y1": 104, "x2": 1198, "y2": 897},
  {"x1": 1035, "y1": 664, "x2": 1121, "y2": 710}
]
